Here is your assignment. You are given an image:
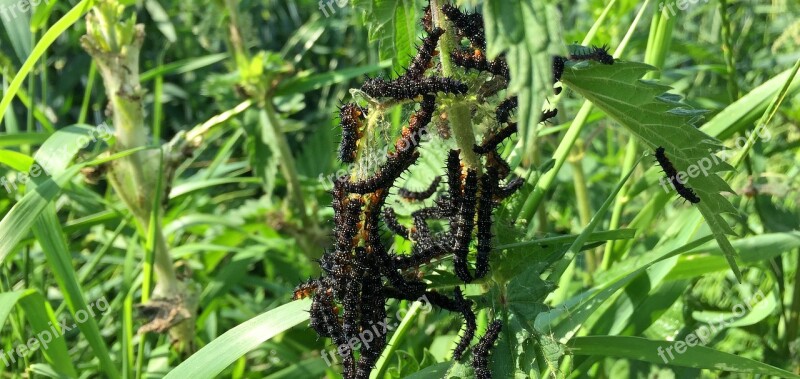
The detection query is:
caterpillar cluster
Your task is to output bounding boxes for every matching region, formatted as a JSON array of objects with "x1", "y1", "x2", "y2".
[
  {"x1": 654, "y1": 146, "x2": 701, "y2": 204},
  {"x1": 292, "y1": 4, "x2": 613, "y2": 378}
]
